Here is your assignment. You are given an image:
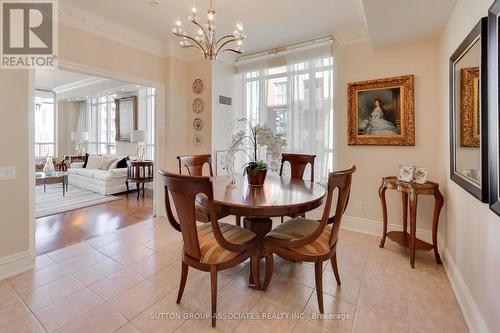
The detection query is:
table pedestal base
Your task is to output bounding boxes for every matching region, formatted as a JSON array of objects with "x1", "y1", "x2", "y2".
[{"x1": 243, "y1": 217, "x2": 272, "y2": 288}]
